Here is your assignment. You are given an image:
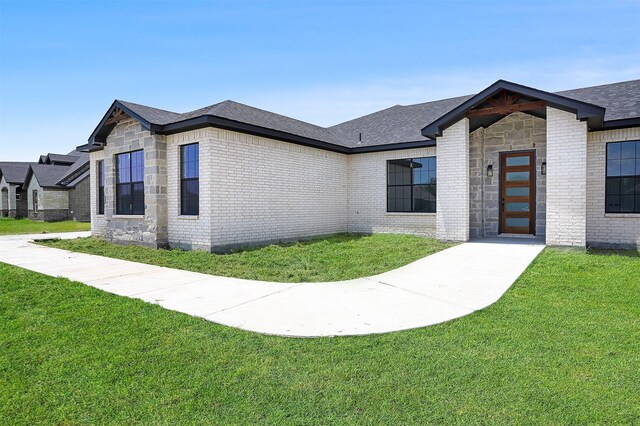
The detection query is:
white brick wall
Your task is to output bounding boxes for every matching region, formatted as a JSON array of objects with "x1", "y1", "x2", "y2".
[
  {"x1": 586, "y1": 127, "x2": 640, "y2": 248},
  {"x1": 546, "y1": 107, "x2": 588, "y2": 247},
  {"x1": 347, "y1": 147, "x2": 437, "y2": 236},
  {"x1": 436, "y1": 118, "x2": 470, "y2": 241},
  {"x1": 167, "y1": 128, "x2": 212, "y2": 250},
  {"x1": 208, "y1": 128, "x2": 349, "y2": 249},
  {"x1": 89, "y1": 150, "x2": 106, "y2": 236}
]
